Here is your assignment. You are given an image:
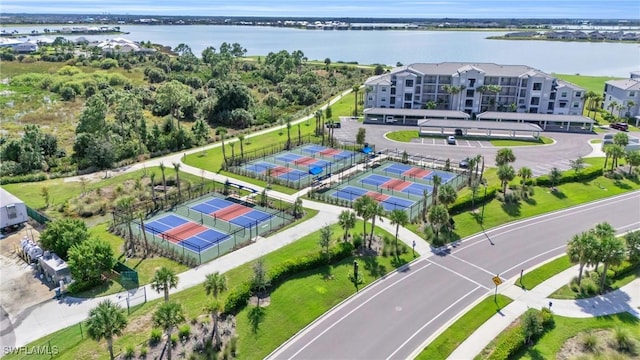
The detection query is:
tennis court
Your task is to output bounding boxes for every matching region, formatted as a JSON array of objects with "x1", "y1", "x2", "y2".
[
  {"x1": 275, "y1": 152, "x2": 331, "y2": 169},
  {"x1": 143, "y1": 214, "x2": 230, "y2": 253},
  {"x1": 300, "y1": 144, "x2": 357, "y2": 162},
  {"x1": 358, "y1": 173, "x2": 433, "y2": 197},
  {"x1": 329, "y1": 185, "x2": 416, "y2": 211},
  {"x1": 377, "y1": 163, "x2": 458, "y2": 183},
  {"x1": 244, "y1": 161, "x2": 311, "y2": 182},
  {"x1": 189, "y1": 197, "x2": 273, "y2": 229}
]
